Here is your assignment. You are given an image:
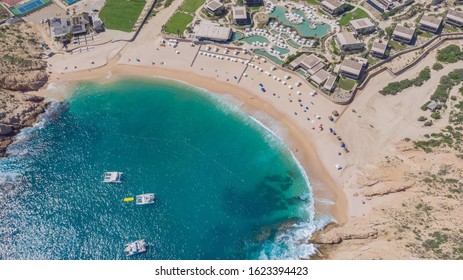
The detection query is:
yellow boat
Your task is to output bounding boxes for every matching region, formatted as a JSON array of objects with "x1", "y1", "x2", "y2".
[{"x1": 124, "y1": 197, "x2": 134, "y2": 202}]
